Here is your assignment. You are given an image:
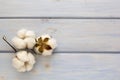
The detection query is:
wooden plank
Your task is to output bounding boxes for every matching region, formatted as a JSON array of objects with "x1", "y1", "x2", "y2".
[
  {"x1": 0, "y1": 19, "x2": 120, "y2": 52},
  {"x1": 0, "y1": 53, "x2": 120, "y2": 80},
  {"x1": 0, "y1": 0, "x2": 120, "y2": 17}
]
